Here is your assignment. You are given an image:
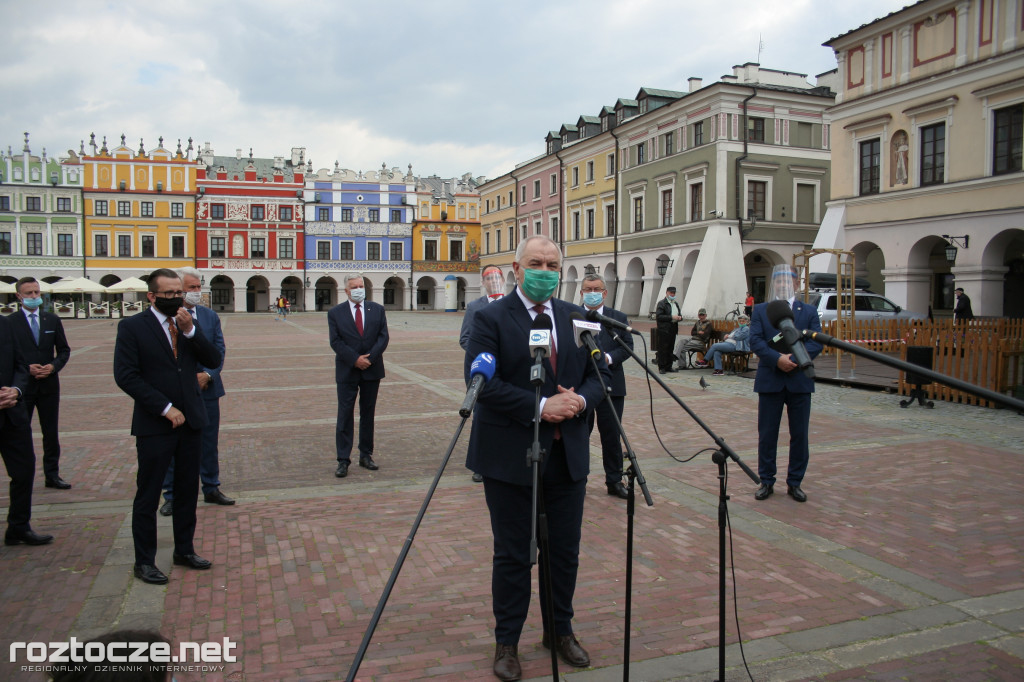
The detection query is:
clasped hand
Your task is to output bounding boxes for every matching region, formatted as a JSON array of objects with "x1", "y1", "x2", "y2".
[{"x1": 541, "y1": 385, "x2": 584, "y2": 423}]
